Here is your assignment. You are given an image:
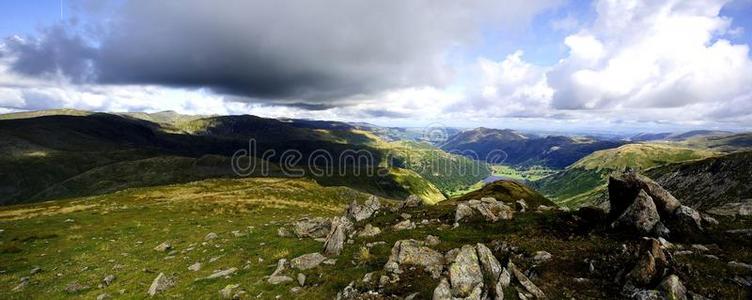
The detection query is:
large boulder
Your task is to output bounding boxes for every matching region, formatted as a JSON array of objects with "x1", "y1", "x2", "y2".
[
  {"x1": 455, "y1": 198, "x2": 514, "y2": 224},
  {"x1": 293, "y1": 217, "x2": 332, "y2": 238},
  {"x1": 608, "y1": 172, "x2": 681, "y2": 218},
  {"x1": 384, "y1": 240, "x2": 444, "y2": 278},
  {"x1": 323, "y1": 217, "x2": 351, "y2": 256},
  {"x1": 657, "y1": 275, "x2": 687, "y2": 300},
  {"x1": 611, "y1": 190, "x2": 660, "y2": 235},
  {"x1": 147, "y1": 273, "x2": 174, "y2": 297},
  {"x1": 627, "y1": 238, "x2": 668, "y2": 287},
  {"x1": 433, "y1": 278, "x2": 452, "y2": 300},
  {"x1": 400, "y1": 195, "x2": 423, "y2": 209},
  {"x1": 290, "y1": 253, "x2": 327, "y2": 270},
  {"x1": 346, "y1": 196, "x2": 381, "y2": 222},
  {"x1": 448, "y1": 245, "x2": 484, "y2": 298},
  {"x1": 668, "y1": 205, "x2": 703, "y2": 240},
  {"x1": 509, "y1": 261, "x2": 546, "y2": 299},
  {"x1": 476, "y1": 243, "x2": 502, "y2": 284}
]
